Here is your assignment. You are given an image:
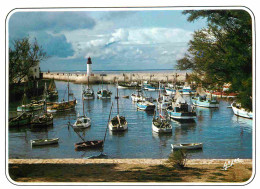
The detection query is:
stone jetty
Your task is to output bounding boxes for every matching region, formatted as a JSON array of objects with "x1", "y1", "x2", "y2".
[{"x1": 43, "y1": 72, "x2": 188, "y2": 84}]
